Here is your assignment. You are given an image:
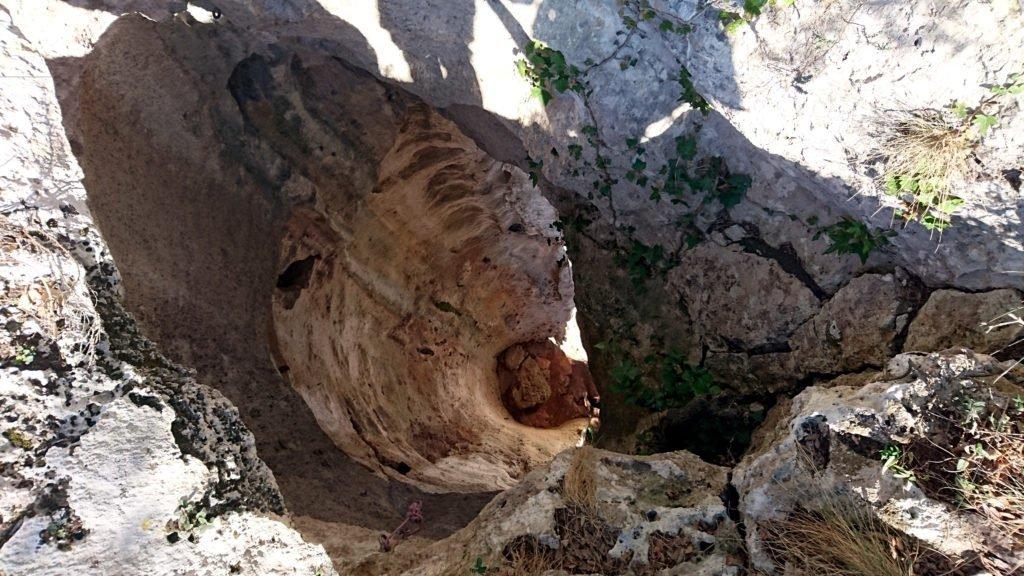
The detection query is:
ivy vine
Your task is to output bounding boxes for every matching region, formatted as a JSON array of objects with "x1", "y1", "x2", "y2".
[{"x1": 516, "y1": 0, "x2": 753, "y2": 289}]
